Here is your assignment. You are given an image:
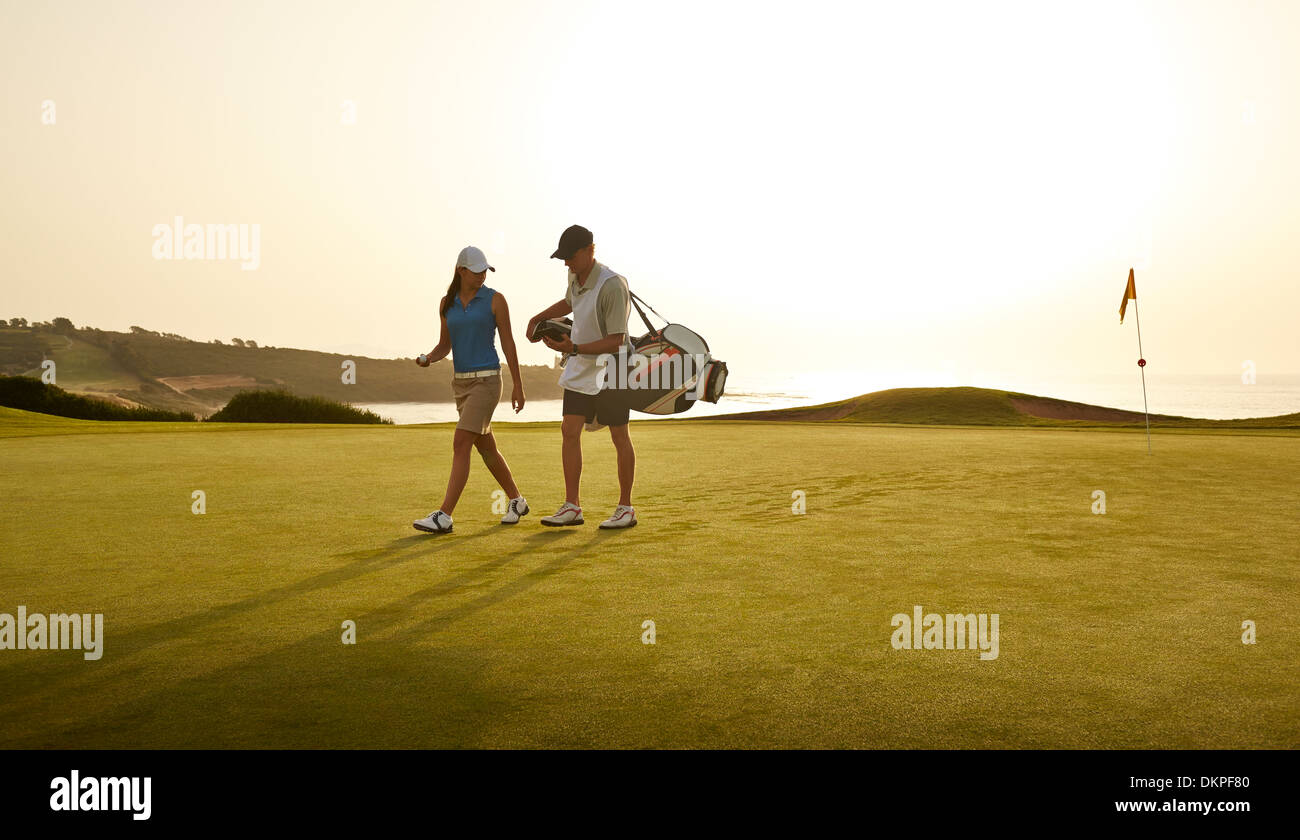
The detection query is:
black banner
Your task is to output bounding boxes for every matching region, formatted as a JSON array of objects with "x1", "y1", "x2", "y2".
[{"x1": 1, "y1": 750, "x2": 1282, "y2": 827}]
